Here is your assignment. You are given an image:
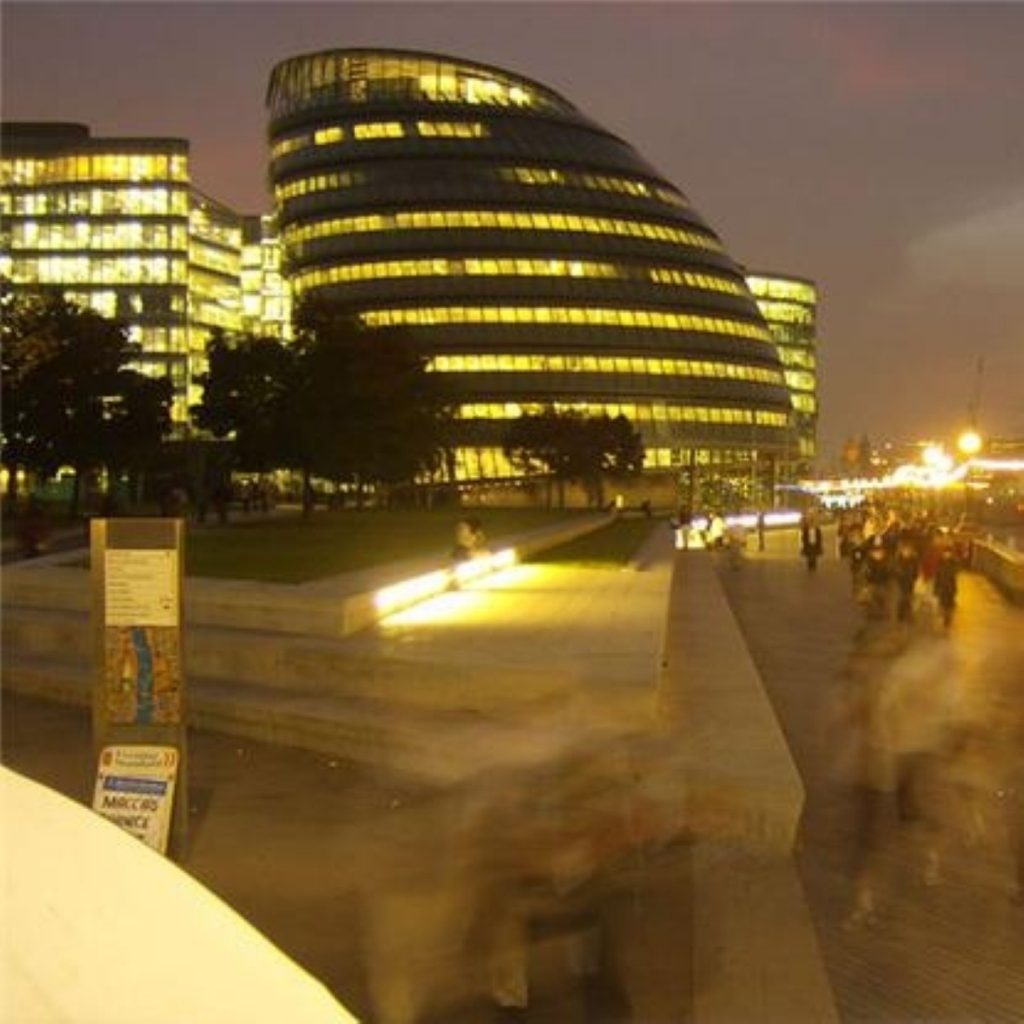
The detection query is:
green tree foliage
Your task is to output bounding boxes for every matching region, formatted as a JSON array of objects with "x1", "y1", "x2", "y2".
[
  {"x1": 1, "y1": 286, "x2": 172, "y2": 512},
  {"x1": 192, "y1": 329, "x2": 298, "y2": 473},
  {"x1": 503, "y1": 409, "x2": 645, "y2": 507},
  {"x1": 193, "y1": 300, "x2": 452, "y2": 513},
  {"x1": 292, "y1": 298, "x2": 452, "y2": 505}
]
